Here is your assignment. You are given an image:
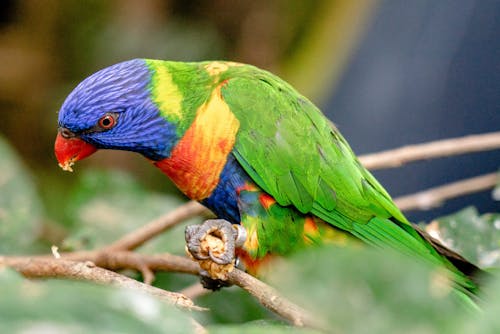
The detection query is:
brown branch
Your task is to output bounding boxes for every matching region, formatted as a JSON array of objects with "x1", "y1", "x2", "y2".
[
  {"x1": 179, "y1": 282, "x2": 211, "y2": 300},
  {"x1": 86, "y1": 251, "x2": 201, "y2": 275},
  {"x1": 75, "y1": 251, "x2": 320, "y2": 327},
  {"x1": 0, "y1": 255, "x2": 201, "y2": 310},
  {"x1": 0, "y1": 250, "x2": 319, "y2": 328},
  {"x1": 106, "y1": 200, "x2": 209, "y2": 251},
  {"x1": 359, "y1": 131, "x2": 500, "y2": 170},
  {"x1": 394, "y1": 172, "x2": 498, "y2": 211},
  {"x1": 20, "y1": 250, "x2": 200, "y2": 275},
  {"x1": 138, "y1": 263, "x2": 155, "y2": 285}
]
